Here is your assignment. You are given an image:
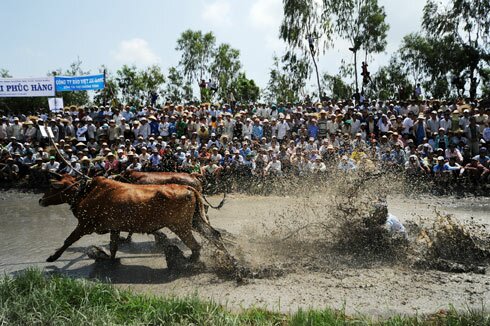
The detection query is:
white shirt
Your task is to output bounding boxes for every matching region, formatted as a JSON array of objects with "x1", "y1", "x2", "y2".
[
  {"x1": 266, "y1": 160, "x2": 281, "y2": 172},
  {"x1": 277, "y1": 121, "x2": 290, "y2": 140},
  {"x1": 402, "y1": 118, "x2": 414, "y2": 134},
  {"x1": 386, "y1": 214, "x2": 407, "y2": 239}
]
